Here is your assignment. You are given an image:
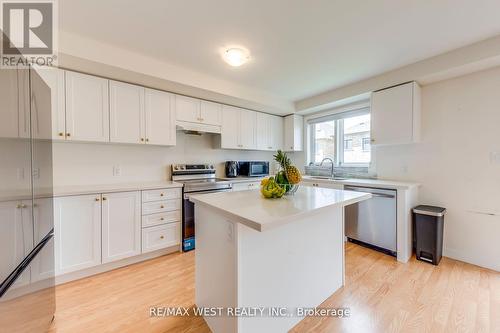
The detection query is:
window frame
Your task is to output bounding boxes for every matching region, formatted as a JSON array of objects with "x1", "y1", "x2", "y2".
[{"x1": 307, "y1": 106, "x2": 371, "y2": 167}]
